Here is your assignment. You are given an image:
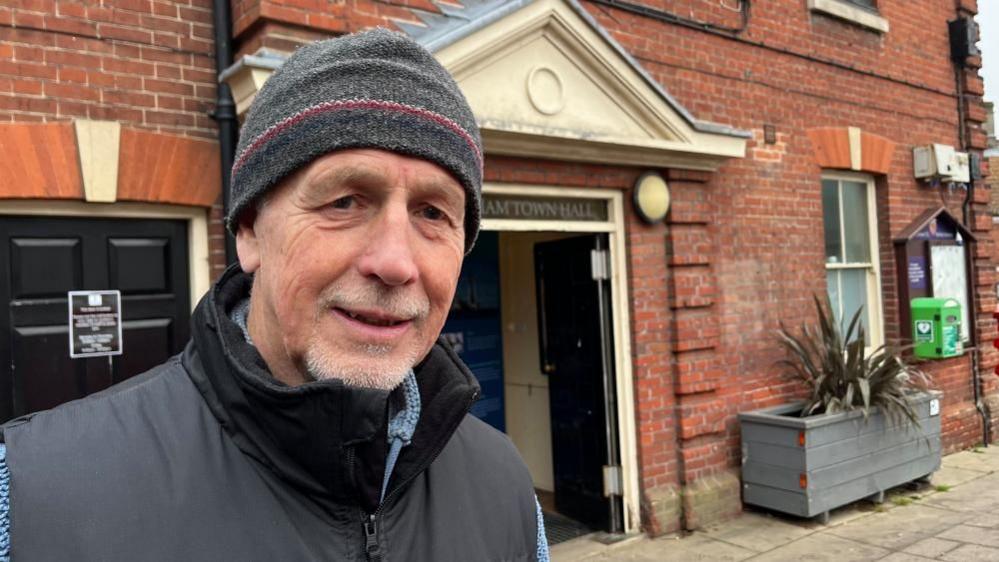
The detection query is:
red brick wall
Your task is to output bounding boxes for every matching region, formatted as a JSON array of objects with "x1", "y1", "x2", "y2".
[
  {"x1": 578, "y1": 0, "x2": 995, "y2": 528},
  {"x1": 230, "y1": 0, "x2": 427, "y2": 59},
  {"x1": 1, "y1": 0, "x2": 218, "y2": 138},
  {"x1": 988, "y1": 157, "x2": 999, "y2": 296}
]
